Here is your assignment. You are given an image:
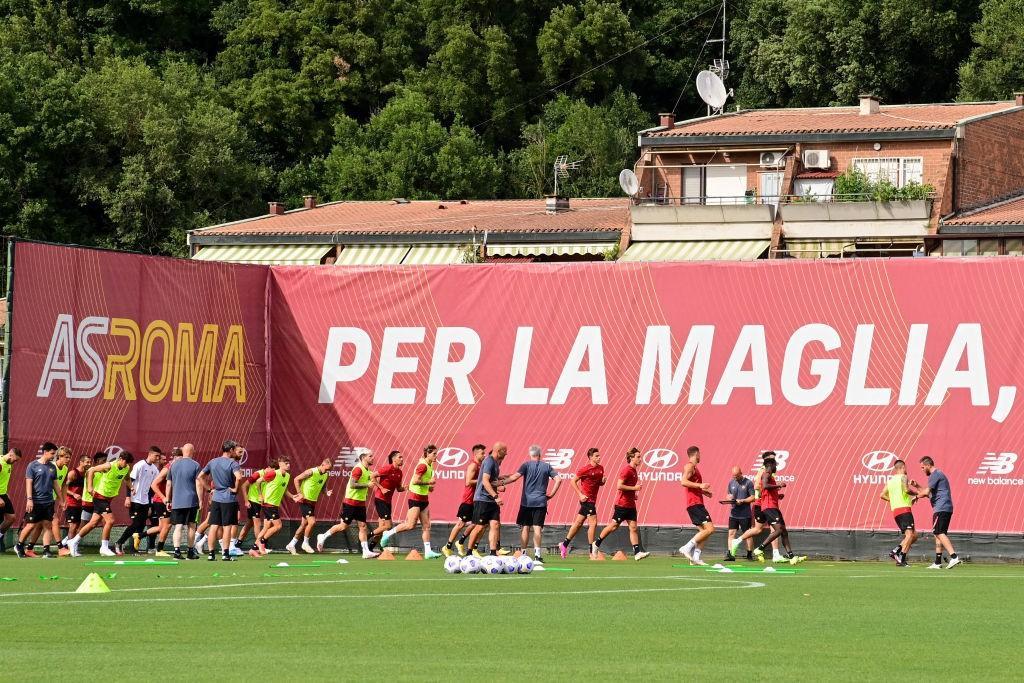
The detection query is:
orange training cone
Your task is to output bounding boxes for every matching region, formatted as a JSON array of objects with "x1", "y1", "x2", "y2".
[
  {"x1": 611, "y1": 551, "x2": 628, "y2": 561},
  {"x1": 377, "y1": 549, "x2": 395, "y2": 560},
  {"x1": 405, "y1": 549, "x2": 423, "y2": 561},
  {"x1": 590, "y1": 552, "x2": 606, "y2": 561}
]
